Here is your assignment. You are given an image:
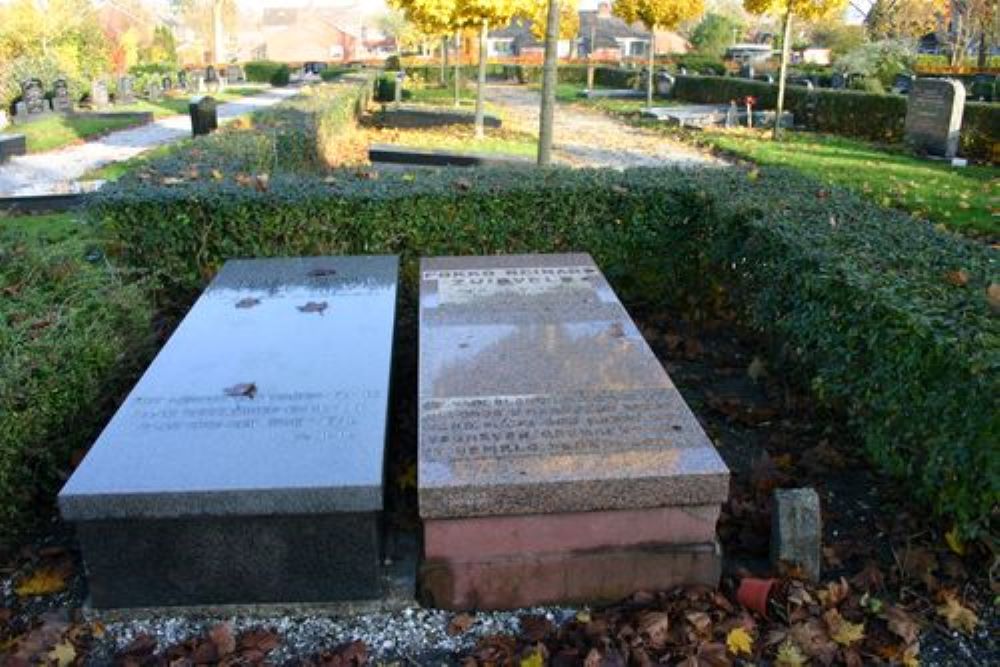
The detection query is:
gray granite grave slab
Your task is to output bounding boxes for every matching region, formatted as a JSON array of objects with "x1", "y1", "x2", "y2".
[
  {"x1": 905, "y1": 78, "x2": 965, "y2": 158},
  {"x1": 60, "y1": 255, "x2": 398, "y2": 521},
  {"x1": 577, "y1": 88, "x2": 644, "y2": 99},
  {"x1": 60, "y1": 255, "x2": 399, "y2": 607},
  {"x1": 642, "y1": 105, "x2": 793, "y2": 129},
  {"x1": 418, "y1": 253, "x2": 729, "y2": 519}
]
